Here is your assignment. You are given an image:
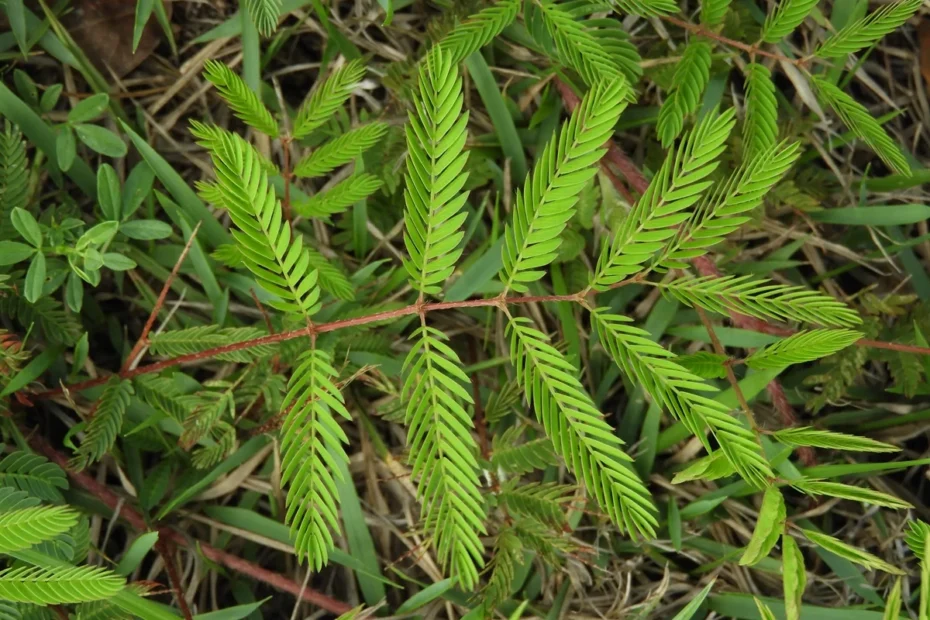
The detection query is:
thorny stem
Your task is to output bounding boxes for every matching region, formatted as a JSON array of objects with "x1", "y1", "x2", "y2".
[
  {"x1": 660, "y1": 15, "x2": 809, "y2": 67},
  {"x1": 31, "y1": 292, "x2": 584, "y2": 399},
  {"x1": 25, "y1": 273, "x2": 930, "y2": 403}
]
